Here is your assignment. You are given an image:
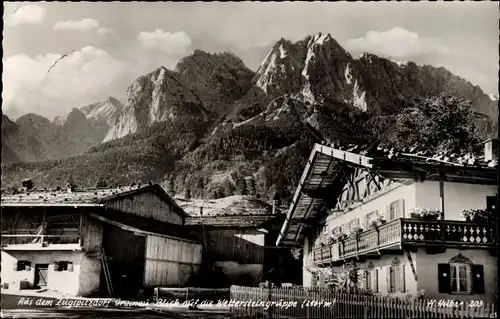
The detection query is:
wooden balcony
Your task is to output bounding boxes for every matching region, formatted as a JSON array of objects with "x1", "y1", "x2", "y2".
[
  {"x1": 313, "y1": 218, "x2": 497, "y2": 265},
  {"x1": 1, "y1": 233, "x2": 81, "y2": 251}
]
